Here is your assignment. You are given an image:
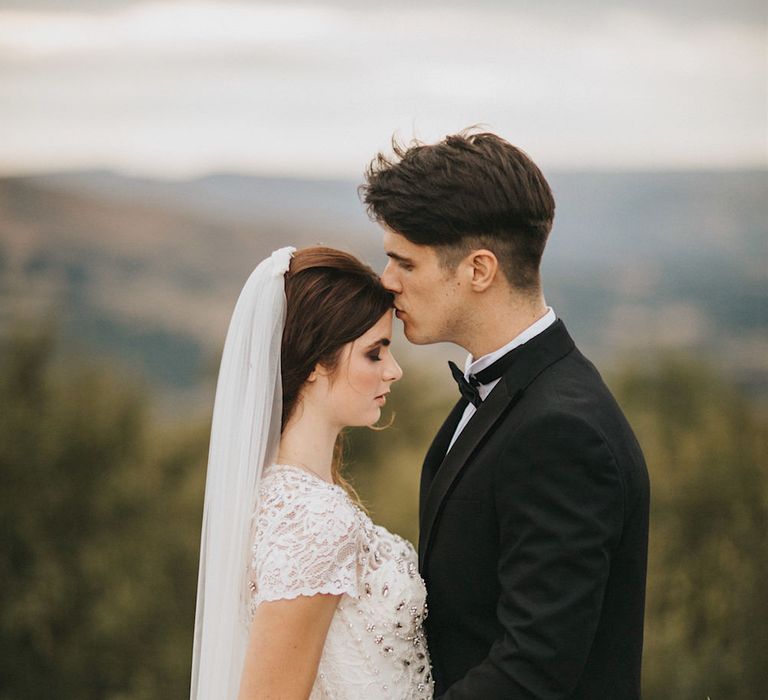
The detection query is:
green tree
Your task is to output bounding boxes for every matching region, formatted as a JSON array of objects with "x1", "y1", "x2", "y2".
[
  {"x1": 611, "y1": 358, "x2": 768, "y2": 700},
  {"x1": 0, "y1": 327, "x2": 207, "y2": 699}
]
